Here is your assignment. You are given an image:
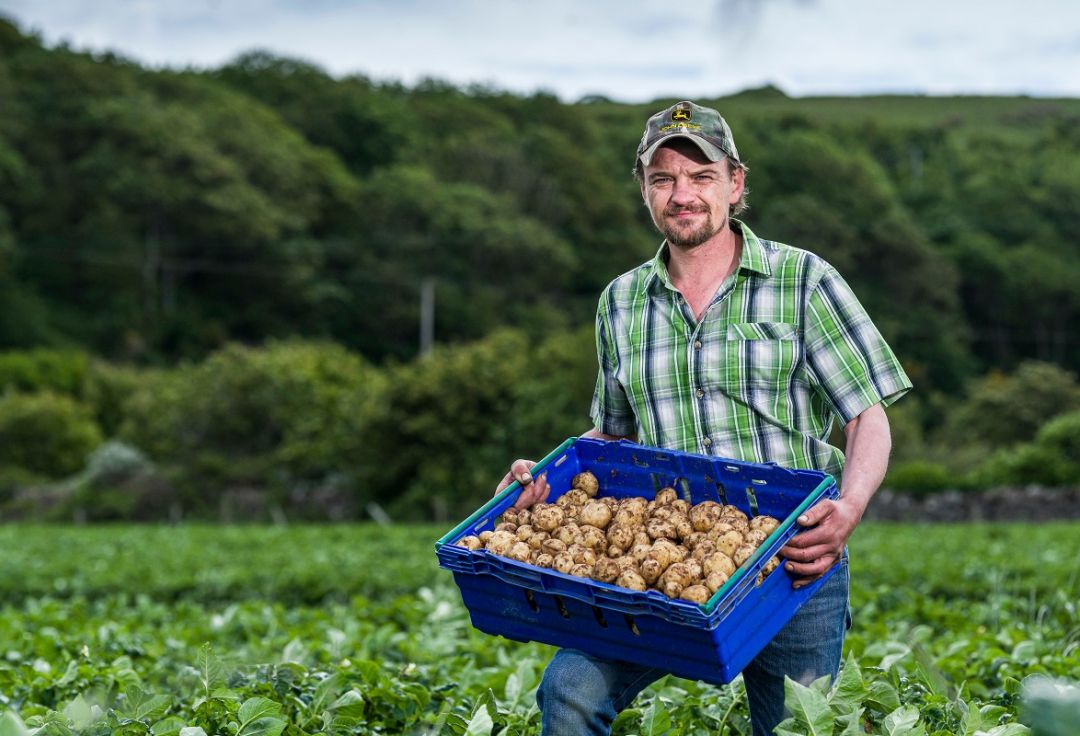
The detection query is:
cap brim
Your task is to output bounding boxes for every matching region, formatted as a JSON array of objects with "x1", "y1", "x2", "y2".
[{"x1": 639, "y1": 133, "x2": 727, "y2": 168}]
